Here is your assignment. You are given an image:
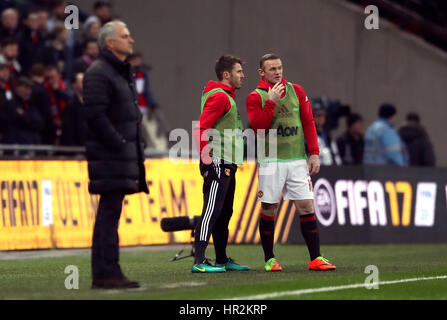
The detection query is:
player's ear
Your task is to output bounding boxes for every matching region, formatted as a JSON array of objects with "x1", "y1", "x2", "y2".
[
  {"x1": 258, "y1": 68, "x2": 264, "y2": 77},
  {"x1": 223, "y1": 70, "x2": 230, "y2": 81}
]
